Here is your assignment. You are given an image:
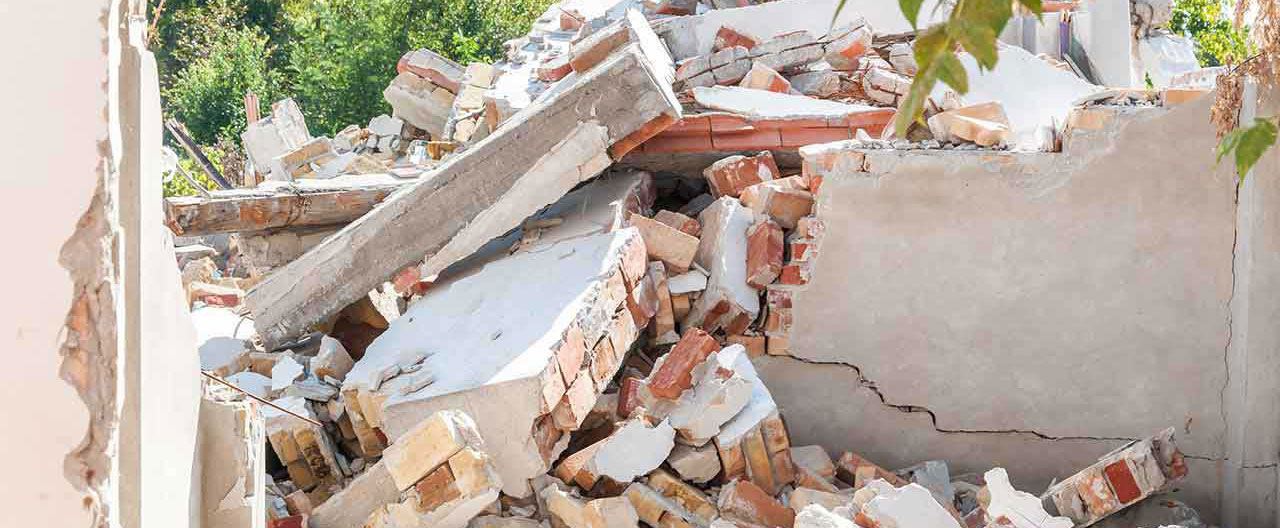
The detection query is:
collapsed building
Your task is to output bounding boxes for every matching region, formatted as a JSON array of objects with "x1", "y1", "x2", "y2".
[{"x1": 30, "y1": 0, "x2": 1280, "y2": 527}]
